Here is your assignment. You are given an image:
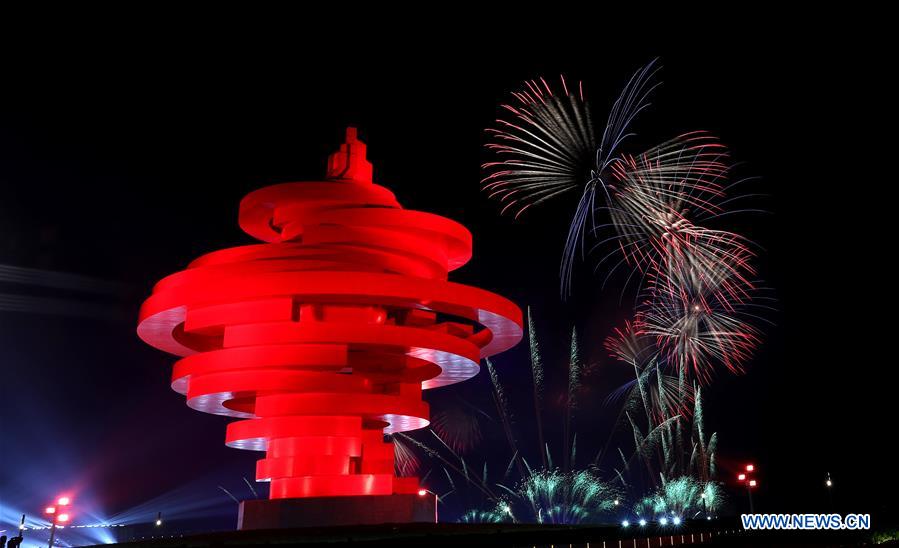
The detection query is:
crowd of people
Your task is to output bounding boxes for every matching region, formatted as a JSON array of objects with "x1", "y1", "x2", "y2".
[{"x1": 0, "y1": 532, "x2": 24, "y2": 548}]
